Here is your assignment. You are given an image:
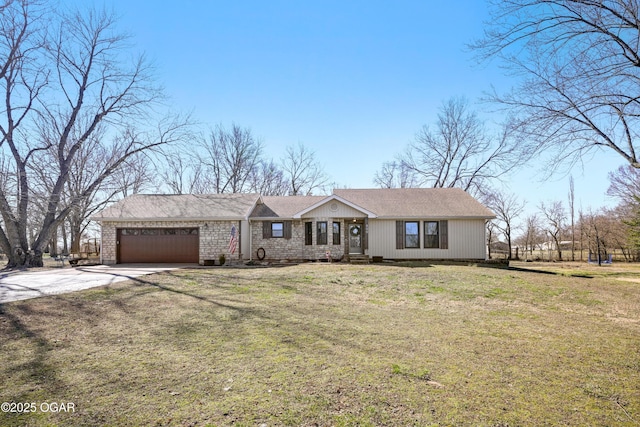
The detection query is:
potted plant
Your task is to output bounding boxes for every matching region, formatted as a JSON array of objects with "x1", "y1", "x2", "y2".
[{"x1": 218, "y1": 254, "x2": 226, "y2": 266}]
